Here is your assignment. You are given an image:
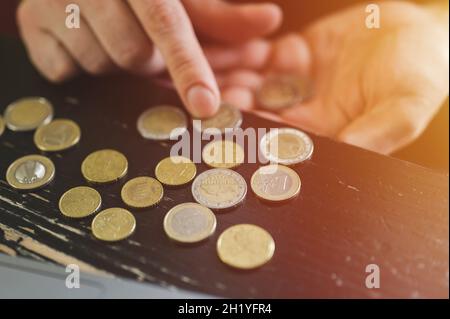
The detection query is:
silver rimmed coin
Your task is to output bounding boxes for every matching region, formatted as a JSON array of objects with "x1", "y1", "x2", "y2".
[
  {"x1": 193, "y1": 102, "x2": 242, "y2": 135},
  {"x1": 6, "y1": 155, "x2": 55, "y2": 190},
  {"x1": 191, "y1": 168, "x2": 247, "y2": 210},
  {"x1": 251, "y1": 165, "x2": 301, "y2": 202},
  {"x1": 0, "y1": 115, "x2": 5, "y2": 137},
  {"x1": 137, "y1": 105, "x2": 187, "y2": 140},
  {"x1": 4, "y1": 97, "x2": 54, "y2": 132},
  {"x1": 164, "y1": 202, "x2": 217, "y2": 243},
  {"x1": 260, "y1": 128, "x2": 314, "y2": 165}
]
